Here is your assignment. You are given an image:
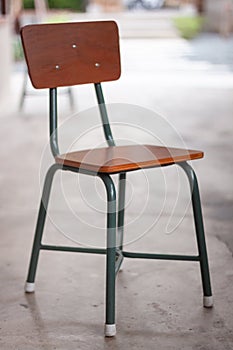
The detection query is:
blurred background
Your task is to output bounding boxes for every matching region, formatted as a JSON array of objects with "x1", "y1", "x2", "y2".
[
  {"x1": 1, "y1": 0, "x2": 233, "y2": 110},
  {"x1": 0, "y1": 1, "x2": 233, "y2": 349}
]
